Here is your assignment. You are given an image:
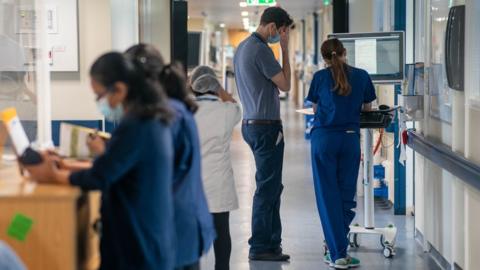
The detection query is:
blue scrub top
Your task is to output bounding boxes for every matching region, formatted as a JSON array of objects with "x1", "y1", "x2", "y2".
[
  {"x1": 307, "y1": 66, "x2": 377, "y2": 132},
  {"x1": 169, "y1": 99, "x2": 216, "y2": 267},
  {"x1": 70, "y1": 115, "x2": 175, "y2": 270}
]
